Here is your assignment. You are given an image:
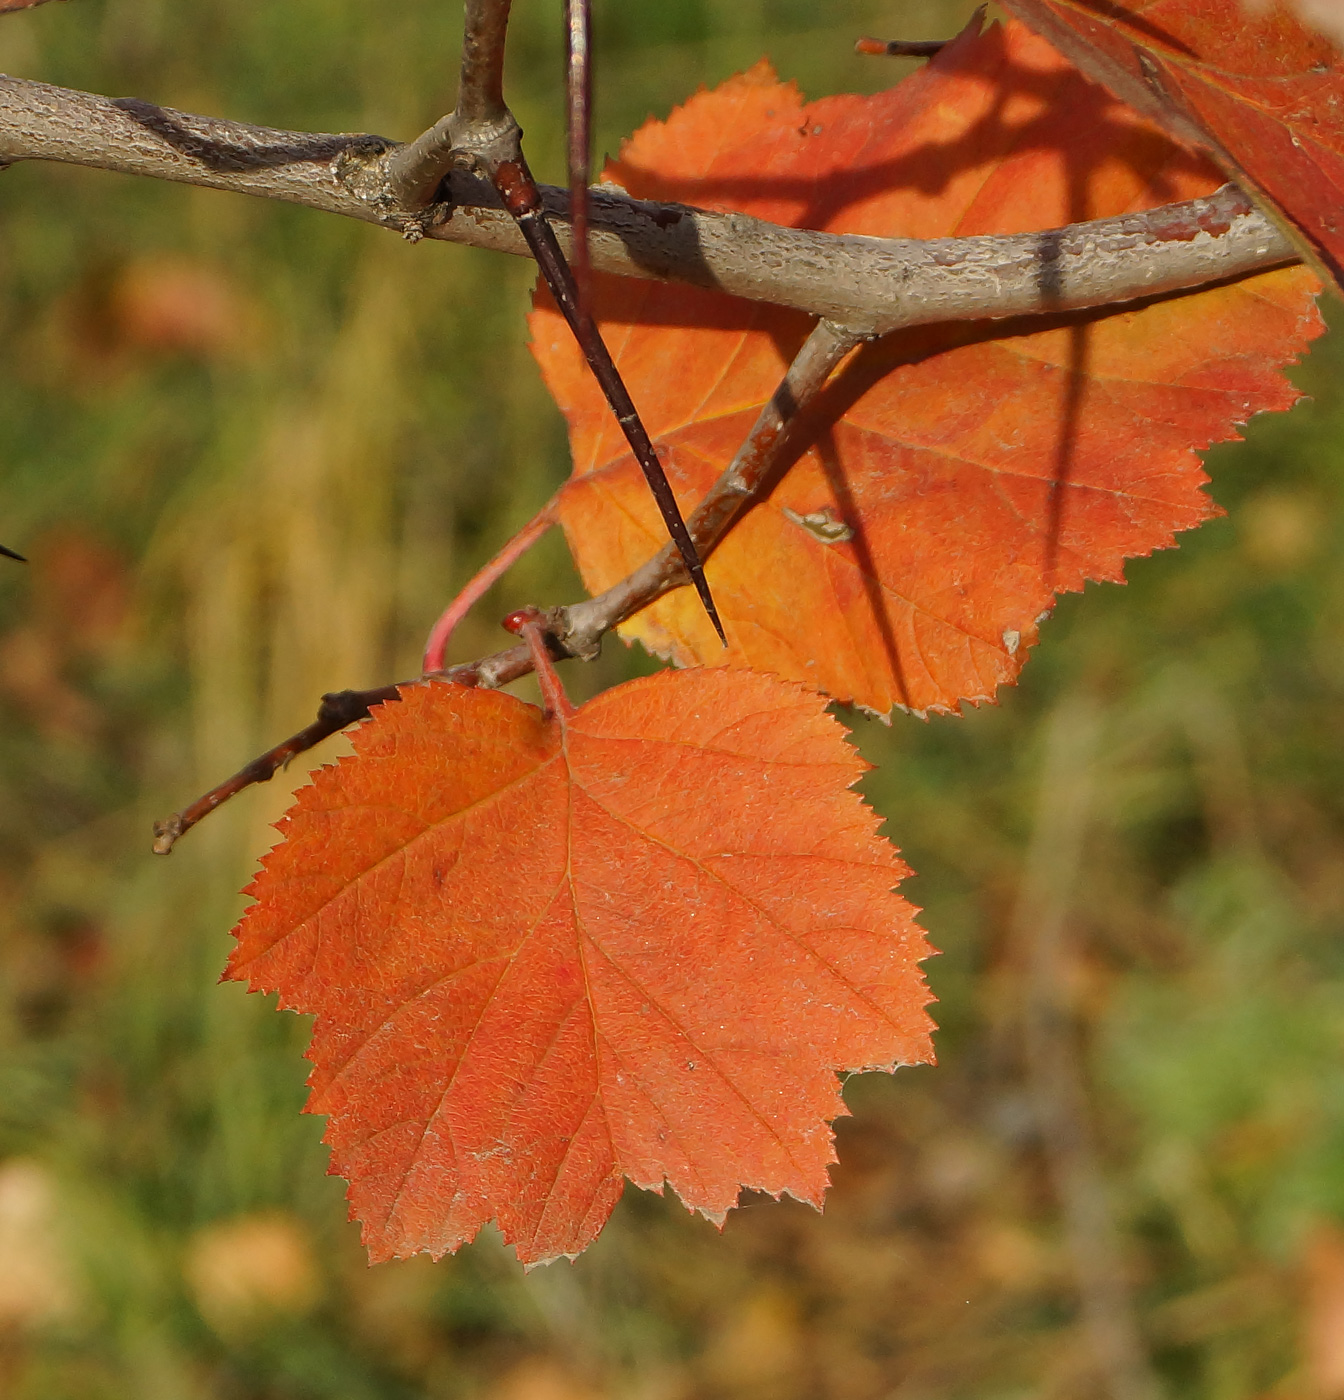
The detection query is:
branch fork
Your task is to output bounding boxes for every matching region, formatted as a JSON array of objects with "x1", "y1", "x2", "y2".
[{"x1": 381, "y1": 109, "x2": 522, "y2": 211}]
